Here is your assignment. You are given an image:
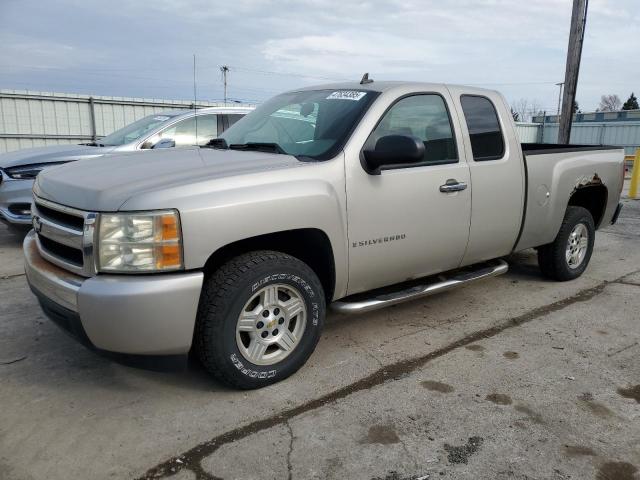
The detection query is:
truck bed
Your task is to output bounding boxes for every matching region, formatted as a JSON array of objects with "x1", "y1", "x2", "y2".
[
  {"x1": 521, "y1": 143, "x2": 621, "y2": 155},
  {"x1": 514, "y1": 143, "x2": 625, "y2": 253}
]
